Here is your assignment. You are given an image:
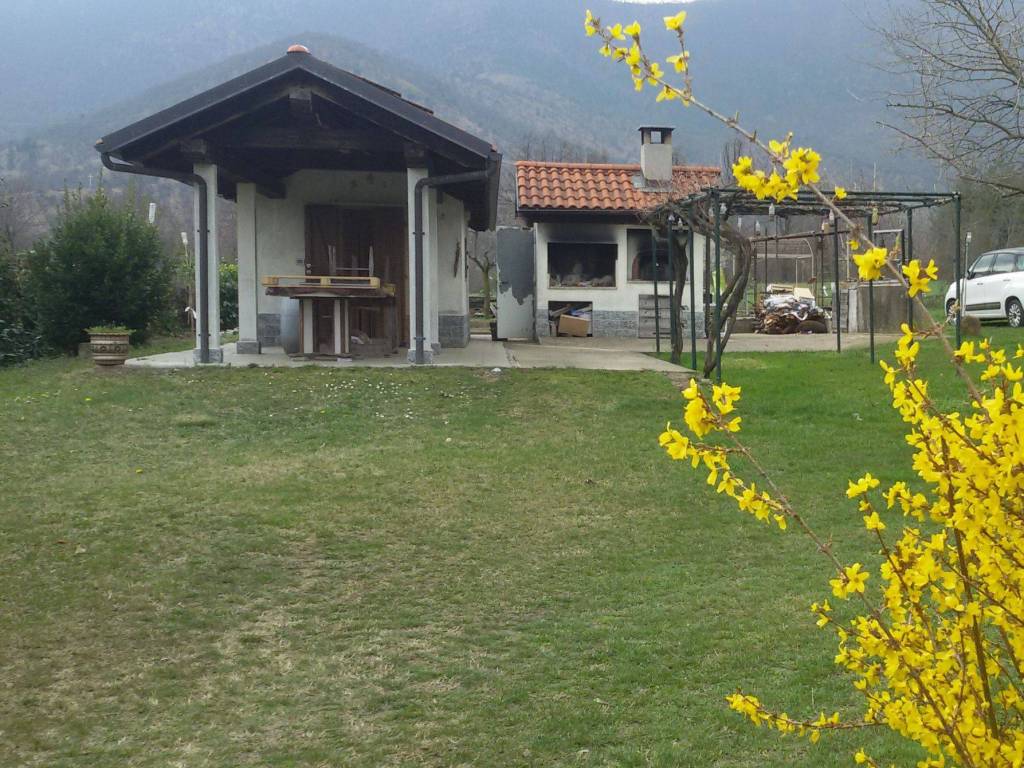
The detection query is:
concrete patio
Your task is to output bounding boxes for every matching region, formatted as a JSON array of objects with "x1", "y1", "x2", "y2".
[{"x1": 125, "y1": 332, "x2": 892, "y2": 372}]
